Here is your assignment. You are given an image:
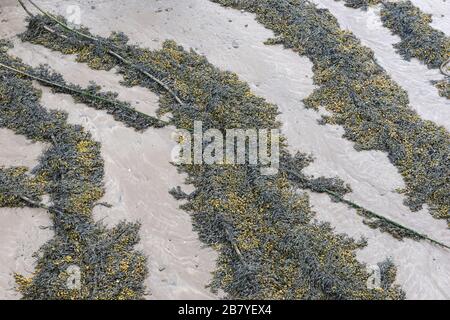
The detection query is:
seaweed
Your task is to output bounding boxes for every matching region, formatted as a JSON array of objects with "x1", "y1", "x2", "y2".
[
  {"x1": 0, "y1": 167, "x2": 45, "y2": 207},
  {"x1": 209, "y1": 0, "x2": 450, "y2": 224},
  {"x1": 433, "y1": 79, "x2": 450, "y2": 100},
  {"x1": 17, "y1": 13, "x2": 409, "y2": 298},
  {"x1": 0, "y1": 43, "x2": 148, "y2": 299},
  {"x1": 15, "y1": 221, "x2": 146, "y2": 300},
  {"x1": 336, "y1": 0, "x2": 382, "y2": 10},
  {"x1": 377, "y1": 259, "x2": 399, "y2": 291},
  {"x1": 380, "y1": 1, "x2": 450, "y2": 70},
  {"x1": 281, "y1": 152, "x2": 352, "y2": 198},
  {"x1": 360, "y1": 209, "x2": 420, "y2": 240}
]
